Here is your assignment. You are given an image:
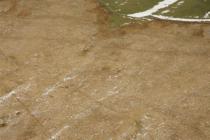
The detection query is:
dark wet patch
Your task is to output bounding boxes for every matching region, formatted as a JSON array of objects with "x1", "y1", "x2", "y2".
[
  {"x1": 3, "y1": 0, "x2": 17, "y2": 14},
  {"x1": 192, "y1": 28, "x2": 204, "y2": 37},
  {"x1": 0, "y1": 0, "x2": 32, "y2": 17},
  {"x1": 17, "y1": 8, "x2": 31, "y2": 17}
]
